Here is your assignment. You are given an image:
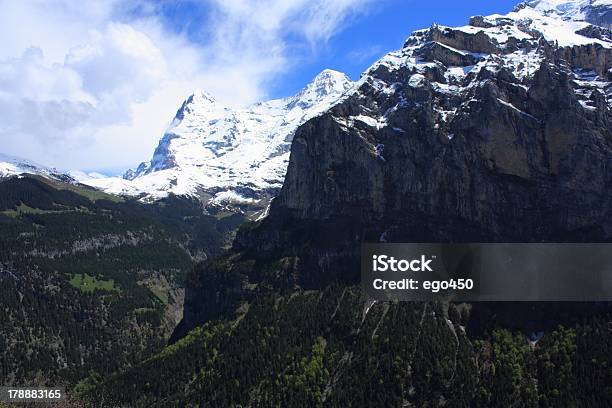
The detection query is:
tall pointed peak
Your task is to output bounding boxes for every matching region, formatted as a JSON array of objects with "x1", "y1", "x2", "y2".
[
  {"x1": 173, "y1": 89, "x2": 219, "y2": 122},
  {"x1": 308, "y1": 69, "x2": 352, "y2": 90},
  {"x1": 290, "y1": 69, "x2": 353, "y2": 109},
  {"x1": 186, "y1": 89, "x2": 216, "y2": 105},
  {"x1": 313, "y1": 68, "x2": 351, "y2": 81}
]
